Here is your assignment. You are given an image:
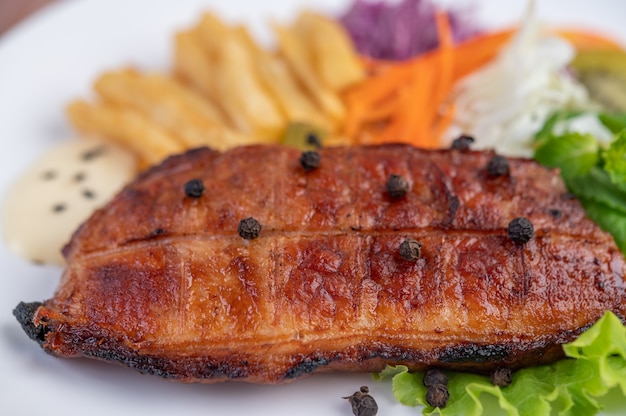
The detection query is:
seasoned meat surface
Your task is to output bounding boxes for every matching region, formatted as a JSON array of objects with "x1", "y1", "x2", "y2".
[{"x1": 19, "y1": 144, "x2": 626, "y2": 383}]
